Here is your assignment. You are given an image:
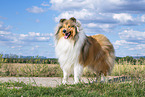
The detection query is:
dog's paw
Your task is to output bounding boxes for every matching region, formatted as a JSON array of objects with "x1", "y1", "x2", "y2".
[
  {"x1": 62, "y1": 80, "x2": 67, "y2": 84},
  {"x1": 74, "y1": 81, "x2": 80, "y2": 84}
]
